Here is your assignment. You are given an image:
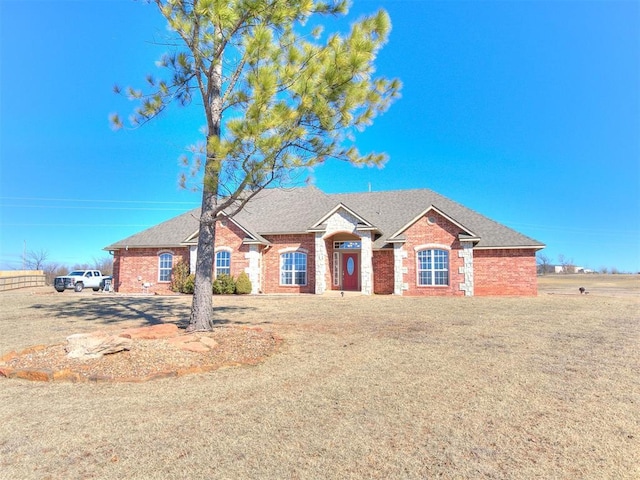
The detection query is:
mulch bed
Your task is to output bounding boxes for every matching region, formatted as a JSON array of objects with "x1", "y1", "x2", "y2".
[{"x1": 0, "y1": 326, "x2": 281, "y2": 383}]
